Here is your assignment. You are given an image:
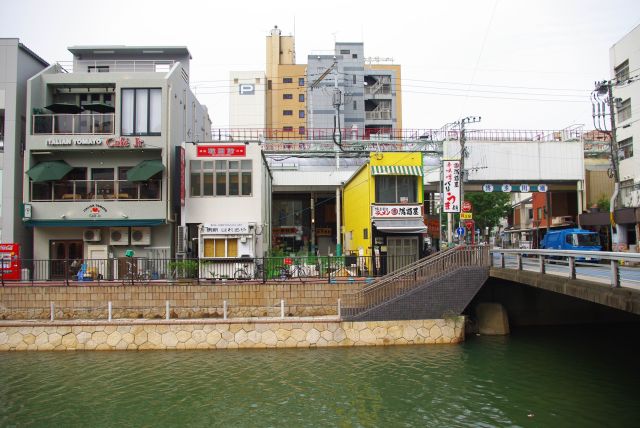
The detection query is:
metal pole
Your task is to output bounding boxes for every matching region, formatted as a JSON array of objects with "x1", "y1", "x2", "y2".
[
  {"x1": 336, "y1": 187, "x2": 342, "y2": 256},
  {"x1": 607, "y1": 82, "x2": 620, "y2": 252},
  {"x1": 610, "y1": 260, "x2": 620, "y2": 288},
  {"x1": 569, "y1": 257, "x2": 576, "y2": 279}
]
